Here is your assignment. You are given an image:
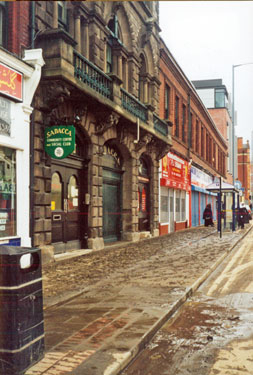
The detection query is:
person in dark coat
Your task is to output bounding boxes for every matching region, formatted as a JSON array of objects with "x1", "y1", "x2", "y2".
[
  {"x1": 203, "y1": 203, "x2": 214, "y2": 227},
  {"x1": 237, "y1": 207, "x2": 246, "y2": 229}
]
